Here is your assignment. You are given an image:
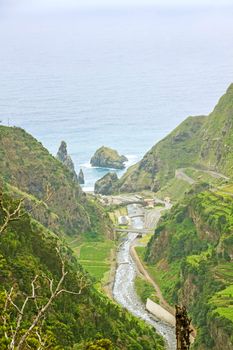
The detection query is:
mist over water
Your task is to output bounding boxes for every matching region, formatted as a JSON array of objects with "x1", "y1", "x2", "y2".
[{"x1": 0, "y1": 3, "x2": 233, "y2": 189}]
